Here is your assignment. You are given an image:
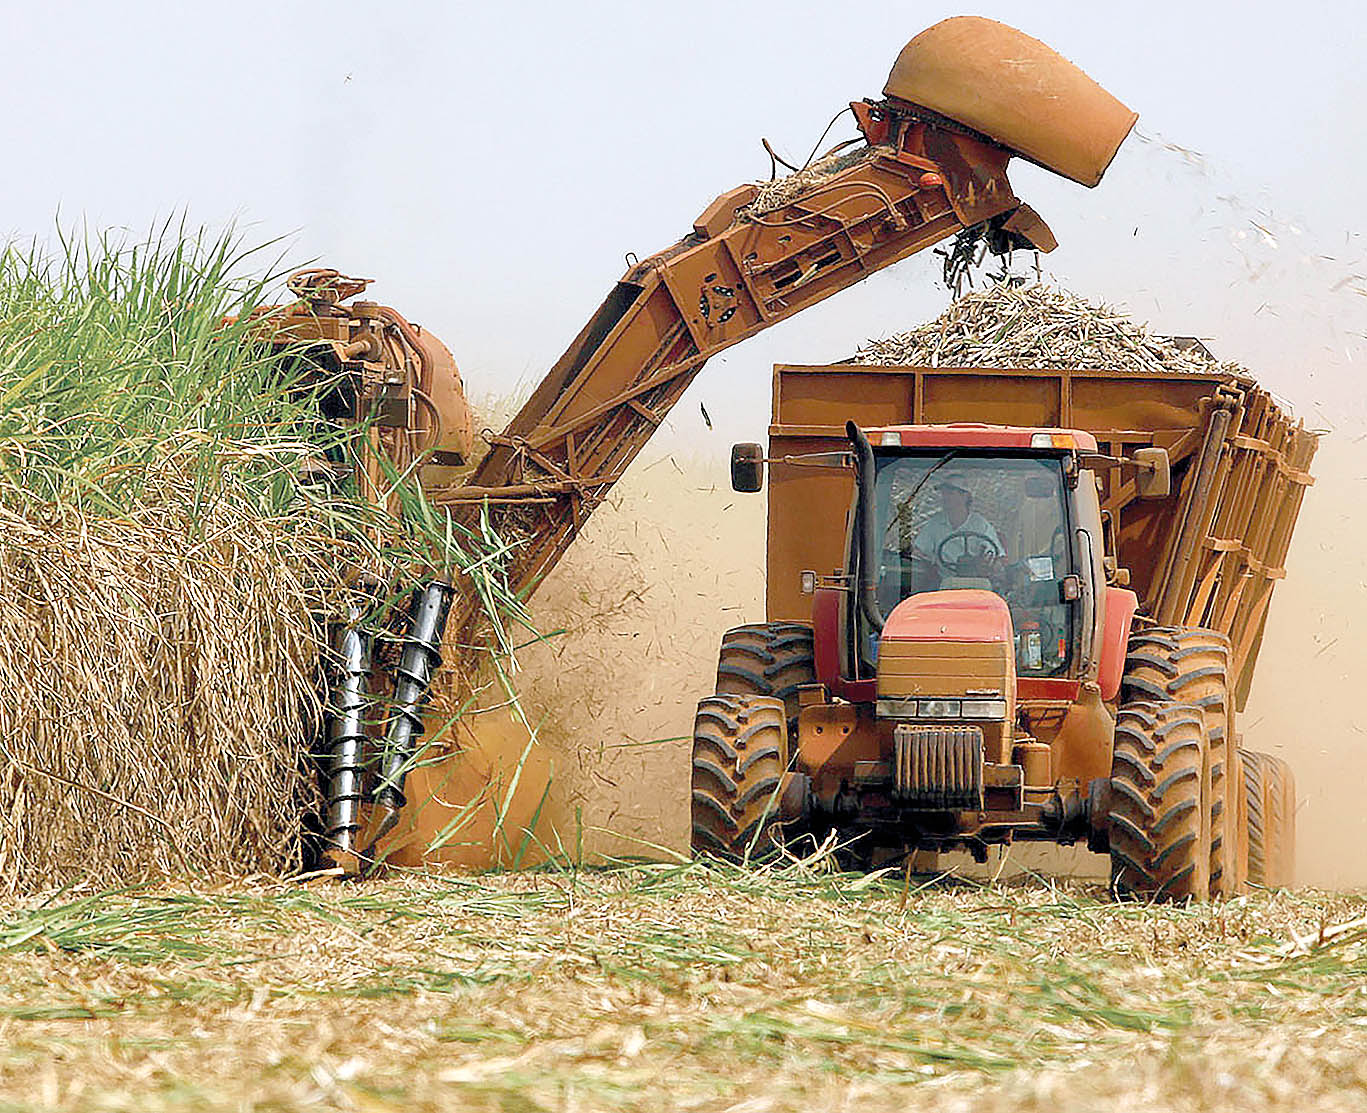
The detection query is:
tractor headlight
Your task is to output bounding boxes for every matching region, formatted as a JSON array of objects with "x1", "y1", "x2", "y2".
[
  {"x1": 876, "y1": 698, "x2": 916, "y2": 719},
  {"x1": 876, "y1": 697, "x2": 1003, "y2": 720},
  {"x1": 960, "y1": 699, "x2": 1008, "y2": 720}
]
